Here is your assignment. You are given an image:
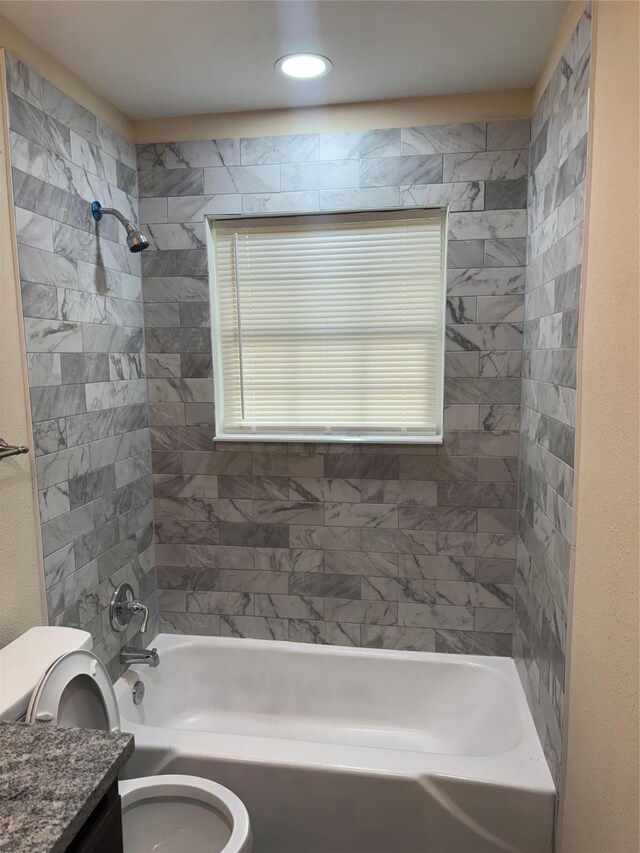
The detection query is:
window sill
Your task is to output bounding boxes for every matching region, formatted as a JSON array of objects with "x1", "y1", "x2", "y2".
[{"x1": 214, "y1": 433, "x2": 443, "y2": 445}]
